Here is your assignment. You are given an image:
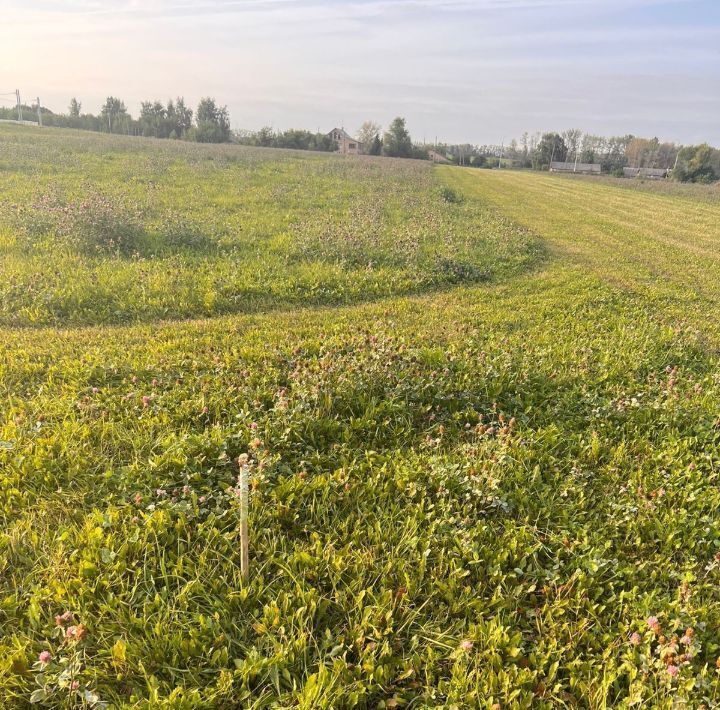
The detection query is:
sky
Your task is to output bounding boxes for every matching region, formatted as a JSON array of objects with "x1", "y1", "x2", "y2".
[{"x1": 1, "y1": 0, "x2": 718, "y2": 145}]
